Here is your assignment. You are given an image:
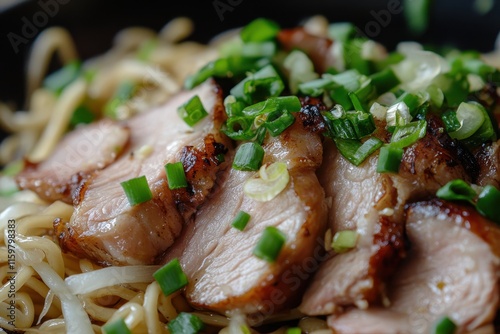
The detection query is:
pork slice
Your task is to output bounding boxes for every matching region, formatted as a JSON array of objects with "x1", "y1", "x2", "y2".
[
  {"x1": 15, "y1": 119, "x2": 130, "y2": 203},
  {"x1": 163, "y1": 119, "x2": 328, "y2": 318},
  {"x1": 329, "y1": 200, "x2": 500, "y2": 334},
  {"x1": 55, "y1": 80, "x2": 231, "y2": 265},
  {"x1": 300, "y1": 116, "x2": 476, "y2": 316},
  {"x1": 299, "y1": 140, "x2": 408, "y2": 315}
]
